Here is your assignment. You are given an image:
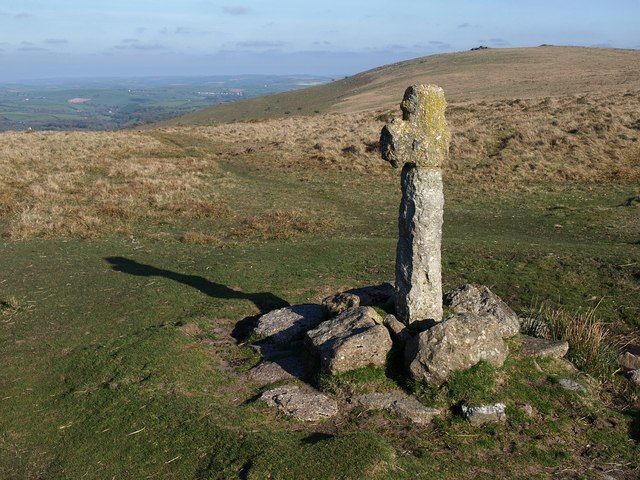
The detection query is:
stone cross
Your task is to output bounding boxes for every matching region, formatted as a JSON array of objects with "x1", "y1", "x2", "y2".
[{"x1": 380, "y1": 85, "x2": 451, "y2": 324}]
